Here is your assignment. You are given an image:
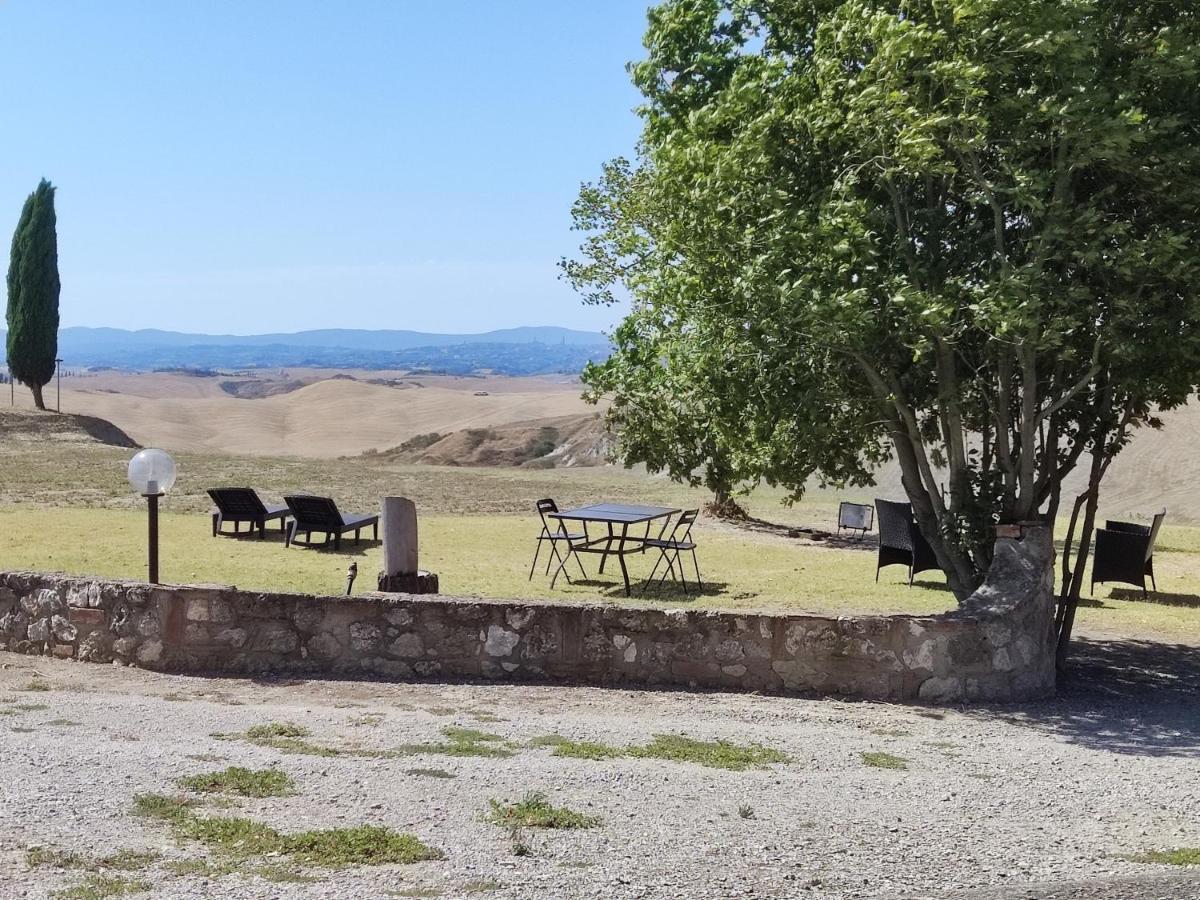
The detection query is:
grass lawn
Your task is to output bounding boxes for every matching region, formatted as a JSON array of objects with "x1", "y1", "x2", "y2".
[
  {"x1": 1, "y1": 441, "x2": 1197, "y2": 640},
  {"x1": 1, "y1": 505, "x2": 1197, "y2": 640}
]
